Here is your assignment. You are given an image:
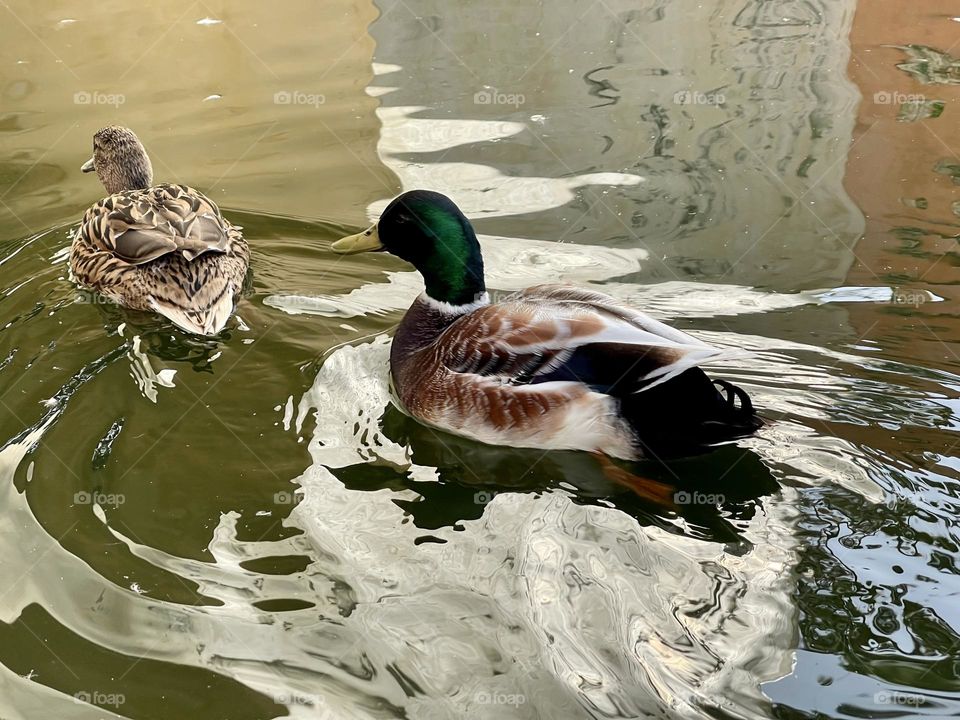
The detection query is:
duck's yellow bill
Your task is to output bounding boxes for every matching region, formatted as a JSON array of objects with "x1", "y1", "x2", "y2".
[{"x1": 332, "y1": 224, "x2": 382, "y2": 254}]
